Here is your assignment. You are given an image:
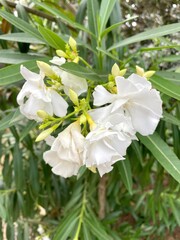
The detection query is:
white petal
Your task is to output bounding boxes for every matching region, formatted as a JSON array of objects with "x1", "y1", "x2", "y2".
[
  {"x1": 93, "y1": 85, "x2": 116, "y2": 106},
  {"x1": 50, "y1": 89, "x2": 68, "y2": 117},
  {"x1": 128, "y1": 73, "x2": 152, "y2": 90},
  {"x1": 61, "y1": 72, "x2": 88, "y2": 96},
  {"x1": 131, "y1": 89, "x2": 163, "y2": 117},
  {"x1": 50, "y1": 56, "x2": 66, "y2": 66},
  {"x1": 20, "y1": 95, "x2": 53, "y2": 121},
  {"x1": 115, "y1": 76, "x2": 139, "y2": 97},
  {"x1": 52, "y1": 161, "x2": 80, "y2": 178},
  {"x1": 20, "y1": 65, "x2": 44, "y2": 84},
  {"x1": 128, "y1": 102, "x2": 161, "y2": 135},
  {"x1": 43, "y1": 151, "x2": 60, "y2": 167}
]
